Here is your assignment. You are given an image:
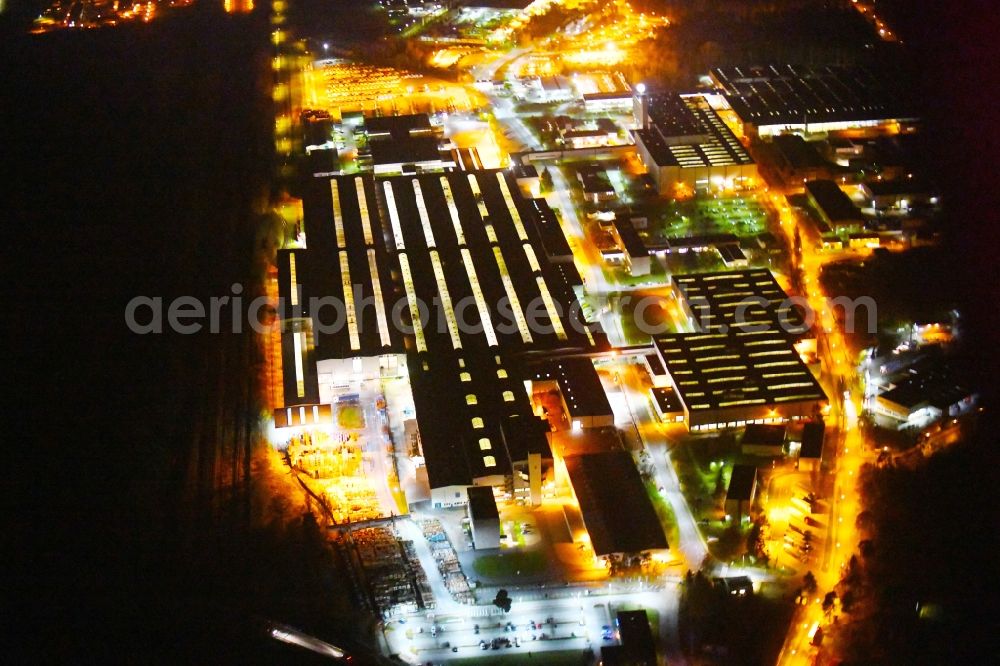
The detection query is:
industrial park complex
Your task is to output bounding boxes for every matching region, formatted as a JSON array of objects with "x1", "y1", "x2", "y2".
[
  {"x1": 13, "y1": 0, "x2": 993, "y2": 663},
  {"x1": 247, "y1": 0, "x2": 983, "y2": 655}
]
